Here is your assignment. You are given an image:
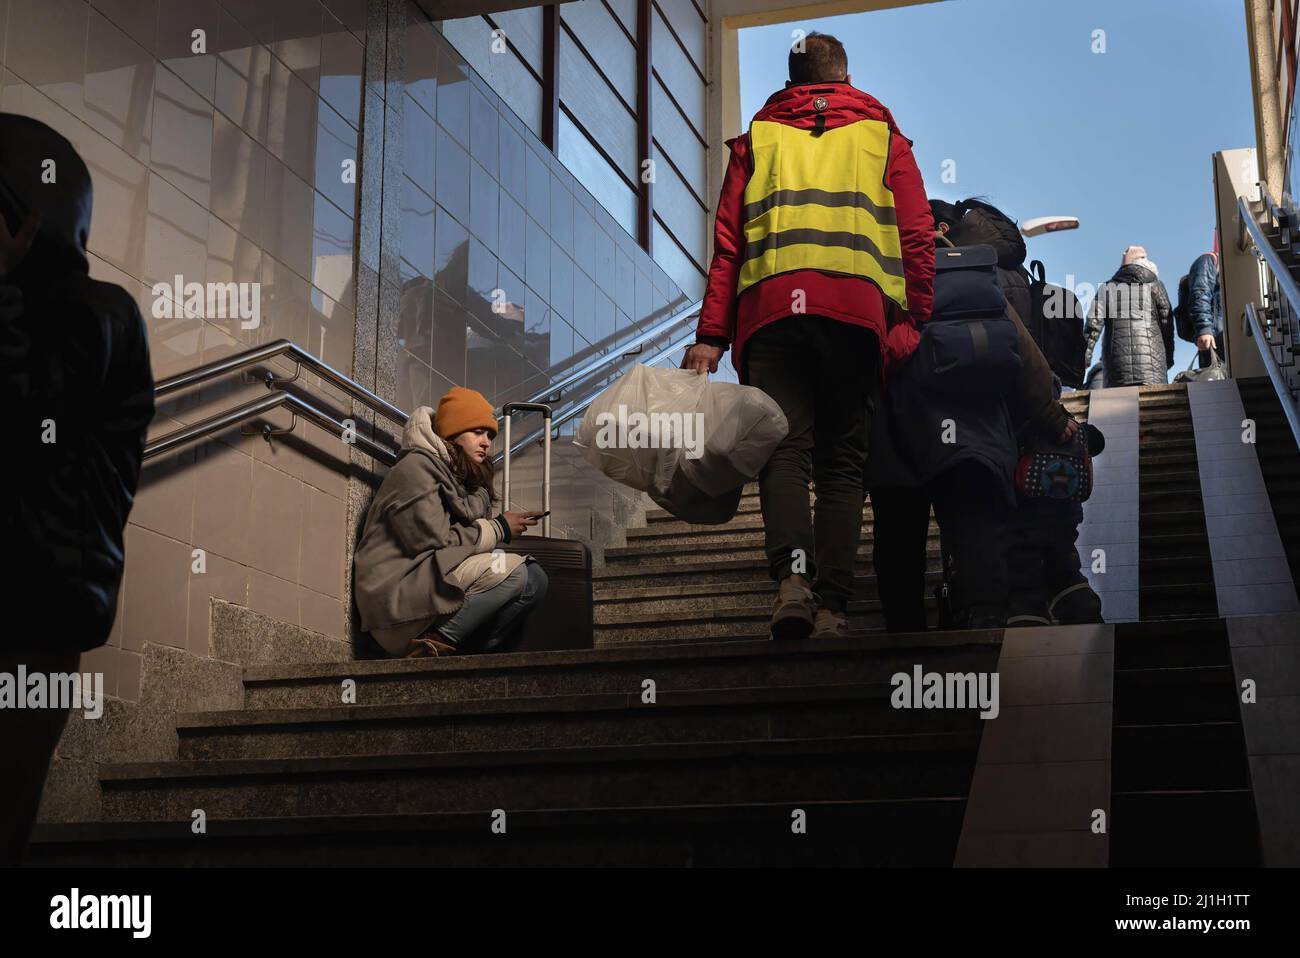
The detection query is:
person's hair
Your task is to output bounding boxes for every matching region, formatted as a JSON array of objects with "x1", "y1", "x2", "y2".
[
  {"x1": 929, "y1": 199, "x2": 963, "y2": 230},
  {"x1": 789, "y1": 31, "x2": 848, "y2": 84},
  {"x1": 447, "y1": 436, "x2": 499, "y2": 501},
  {"x1": 930, "y1": 196, "x2": 1020, "y2": 233}
]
